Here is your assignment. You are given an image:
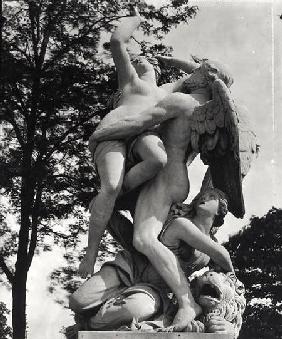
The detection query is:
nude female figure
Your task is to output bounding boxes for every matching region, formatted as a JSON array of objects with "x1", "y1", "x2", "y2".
[{"x1": 78, "y1": 8, "x2": 168, "y2": 278}]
